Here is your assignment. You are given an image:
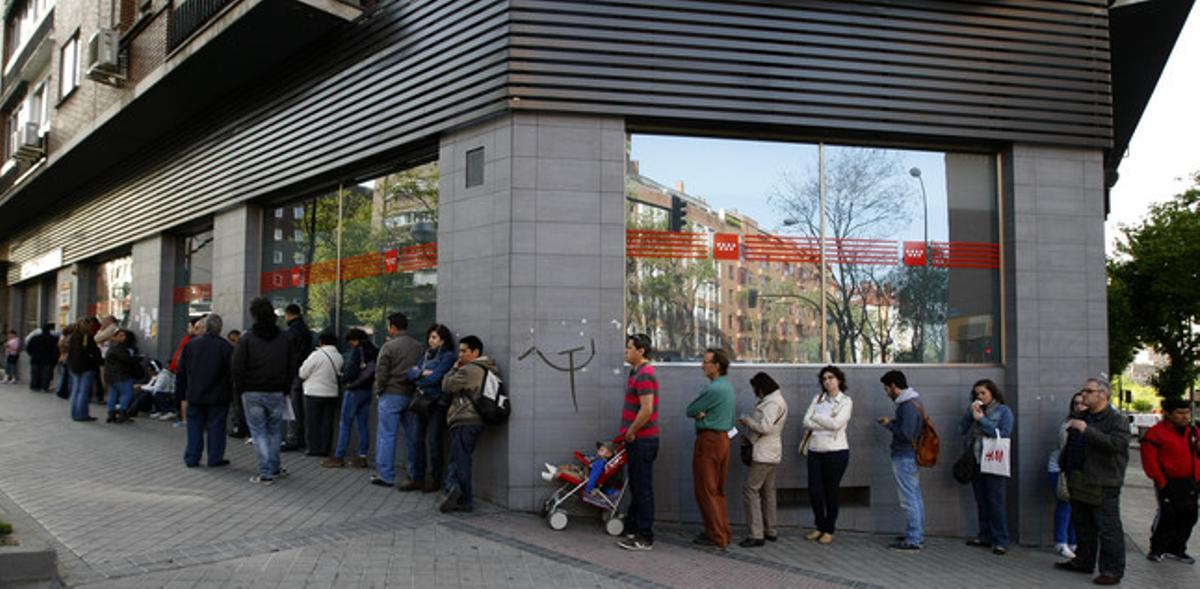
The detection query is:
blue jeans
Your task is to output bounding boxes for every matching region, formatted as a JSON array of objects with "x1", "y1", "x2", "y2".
[
  {"x1": 106, "y1": 379, "x2": 135, "y2": 413},
  {"x1": 891, "y1": 453, "x2": 925, "y2": 545},
  {"x1": 446, "y1": 425, "x2": 483, "y2": 509},
  {"x1": 243, "y1": 392, "x2": 285, "y2": 478},
  {"x1": 185, "y1": 403, "x2": 229, "y2": 466},
  {"x1": 69, "y1": 371, "x2": 96, "y2": 421},
  {"x1": 402, "y1": 399, "x2": 448, "y2": 483},
  {"x1": 335, "y1": 389, "x2": 372, "y2": 459},
  {"x1": 626, "y1": 437, "x2": 659, "y2": 542},
  {"x1": 972, "y1": 472, "x2": 1009, "y2": 548},
  {"x1": 1049, "y1": 471, "x2": 1077, "y2": 545},
  {"x1": 56, "y1": 364, "x2": 71, "y2": 398},
  {"x1": 375, "y1": 394, "x2": 409, "y2": 484}
]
